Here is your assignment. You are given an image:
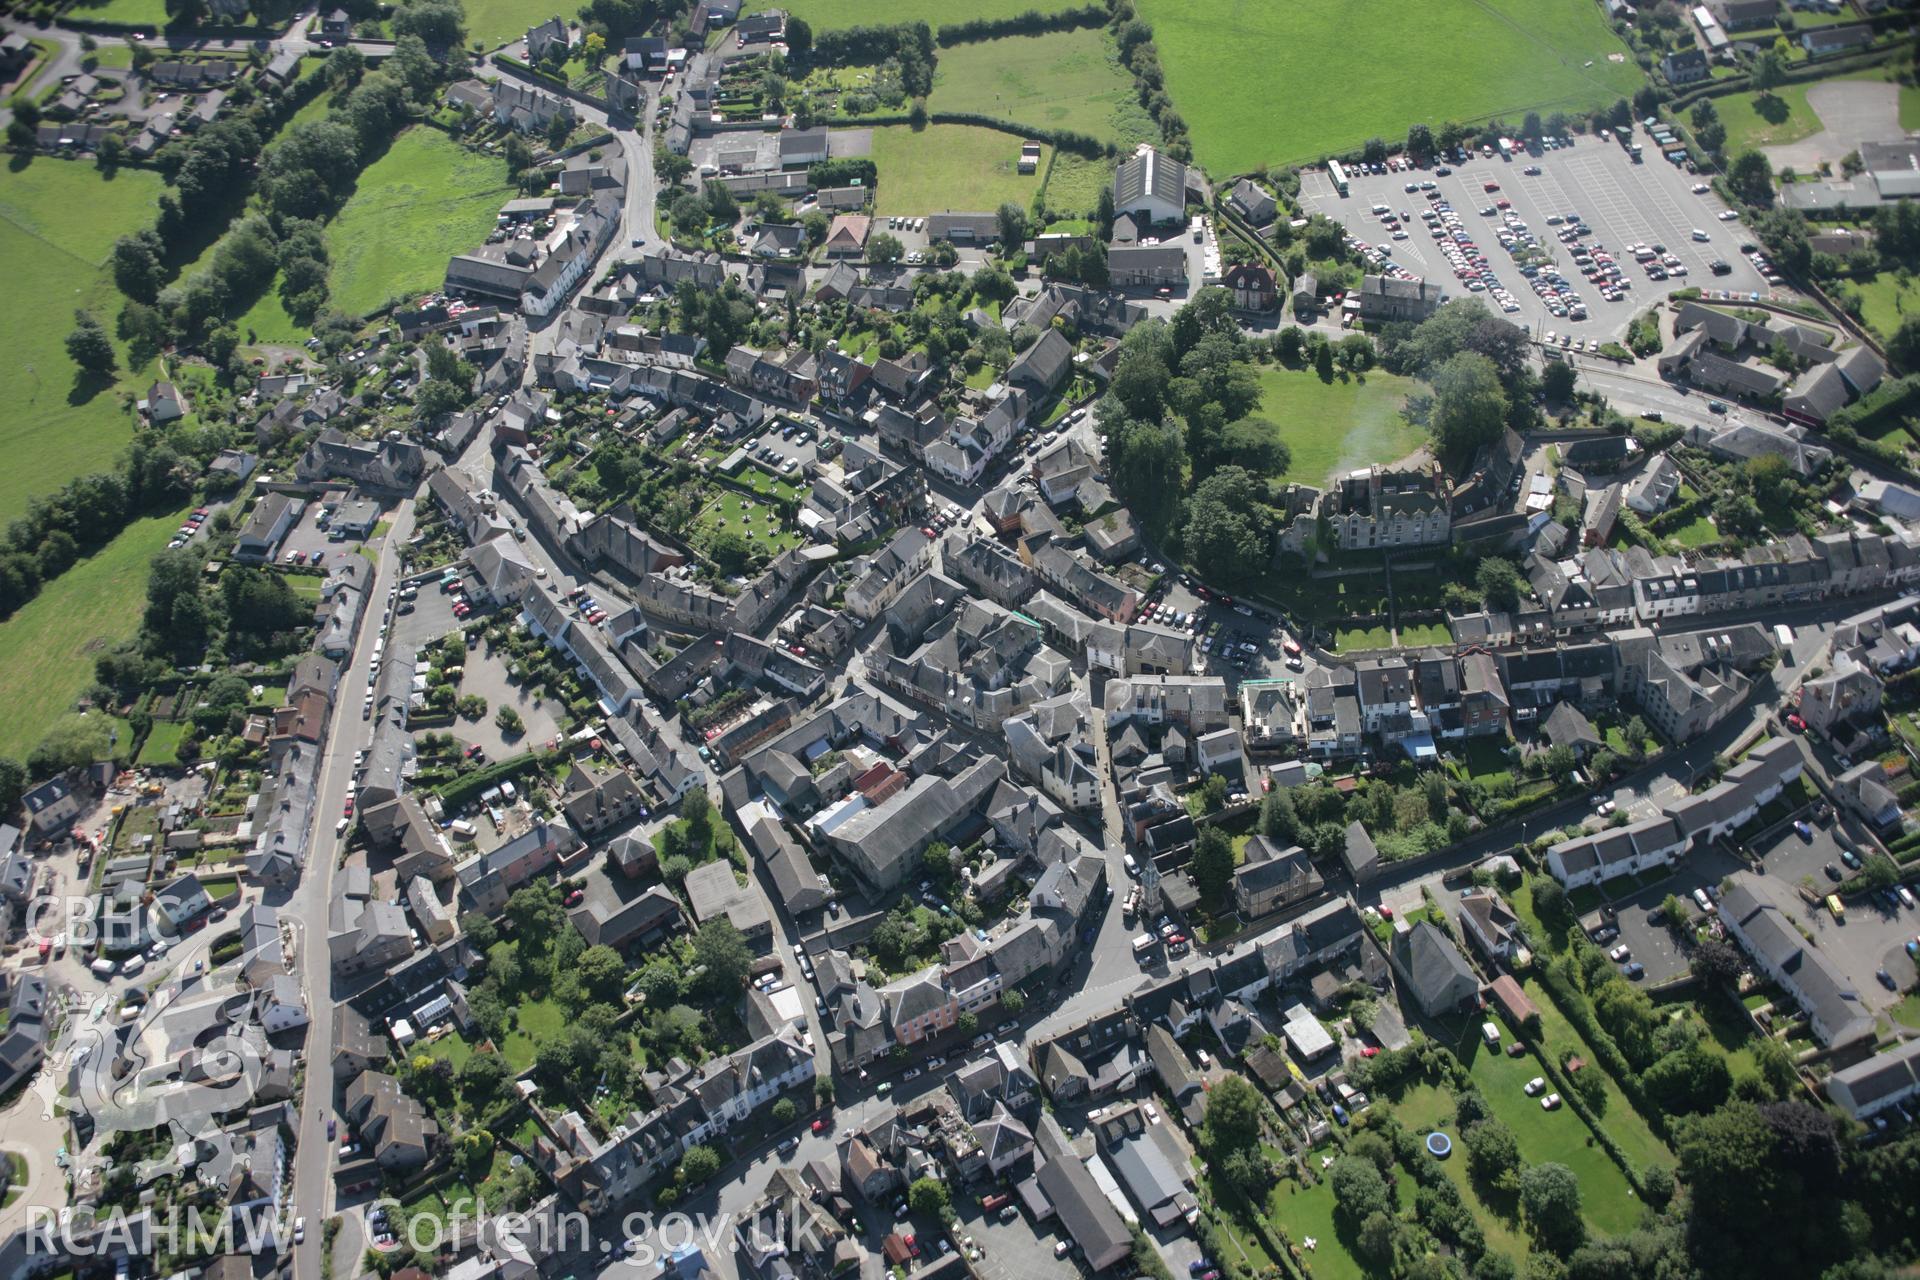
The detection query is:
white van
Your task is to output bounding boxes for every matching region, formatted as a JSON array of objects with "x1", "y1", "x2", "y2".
[
  {"x1": 1691, "y1": 228, "x2": 1709, "y2": 242},
  {"x1": 90, "y1": 958, "x2": 118, "y2": 979},
  {"x1": 1370, "y1": 203, "x2": 1389, "y2": 215},
  {"x1": 450, "y1": 819, "x2": 477, "y2": 838},
  {"x1": 336, "y1": 818, "x2": 351, "y2": 839},
  {"x1": 1132, "y1": 933, "x2": 1156, "y2": 957},
  {"x1": 1123, "y1": 853, "x2": 1139, "y2": 878},
  {"x1": 1481, "y1": 1021, "x2": 1501, "y2": 1046},
  {"x1": 1899, "y1": 886, "x2": 1917, "y2": 910}
]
